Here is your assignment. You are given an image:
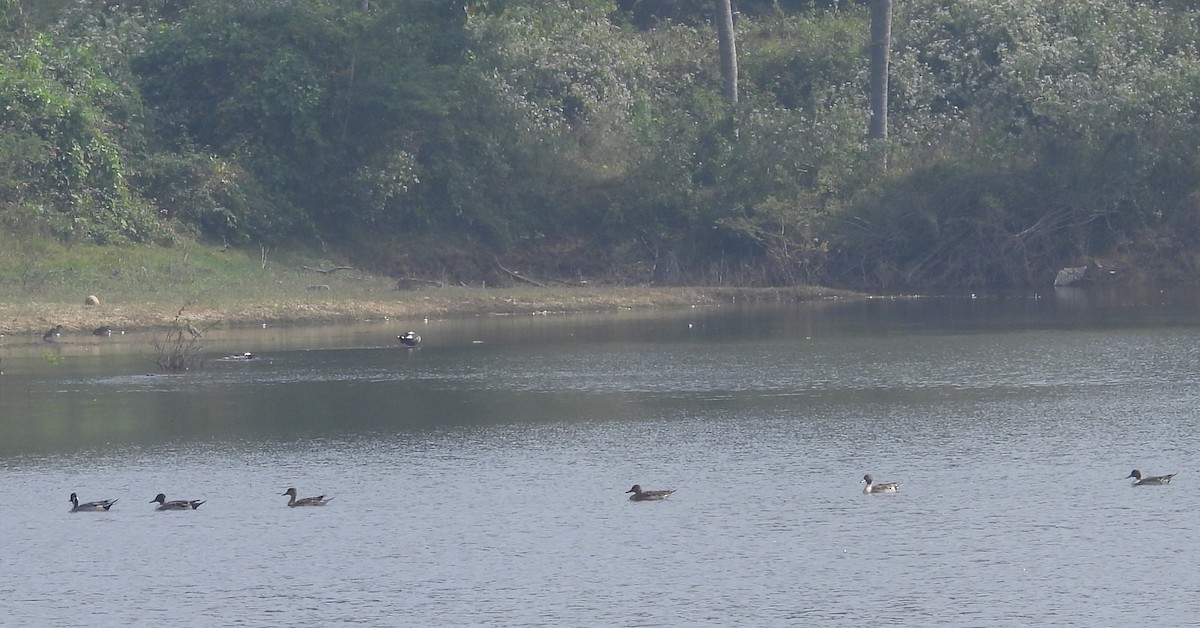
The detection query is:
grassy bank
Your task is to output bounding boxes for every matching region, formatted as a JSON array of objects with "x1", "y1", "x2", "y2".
[{"x1": 0, "y1": 236, "x2": 857, "y2": 337}]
